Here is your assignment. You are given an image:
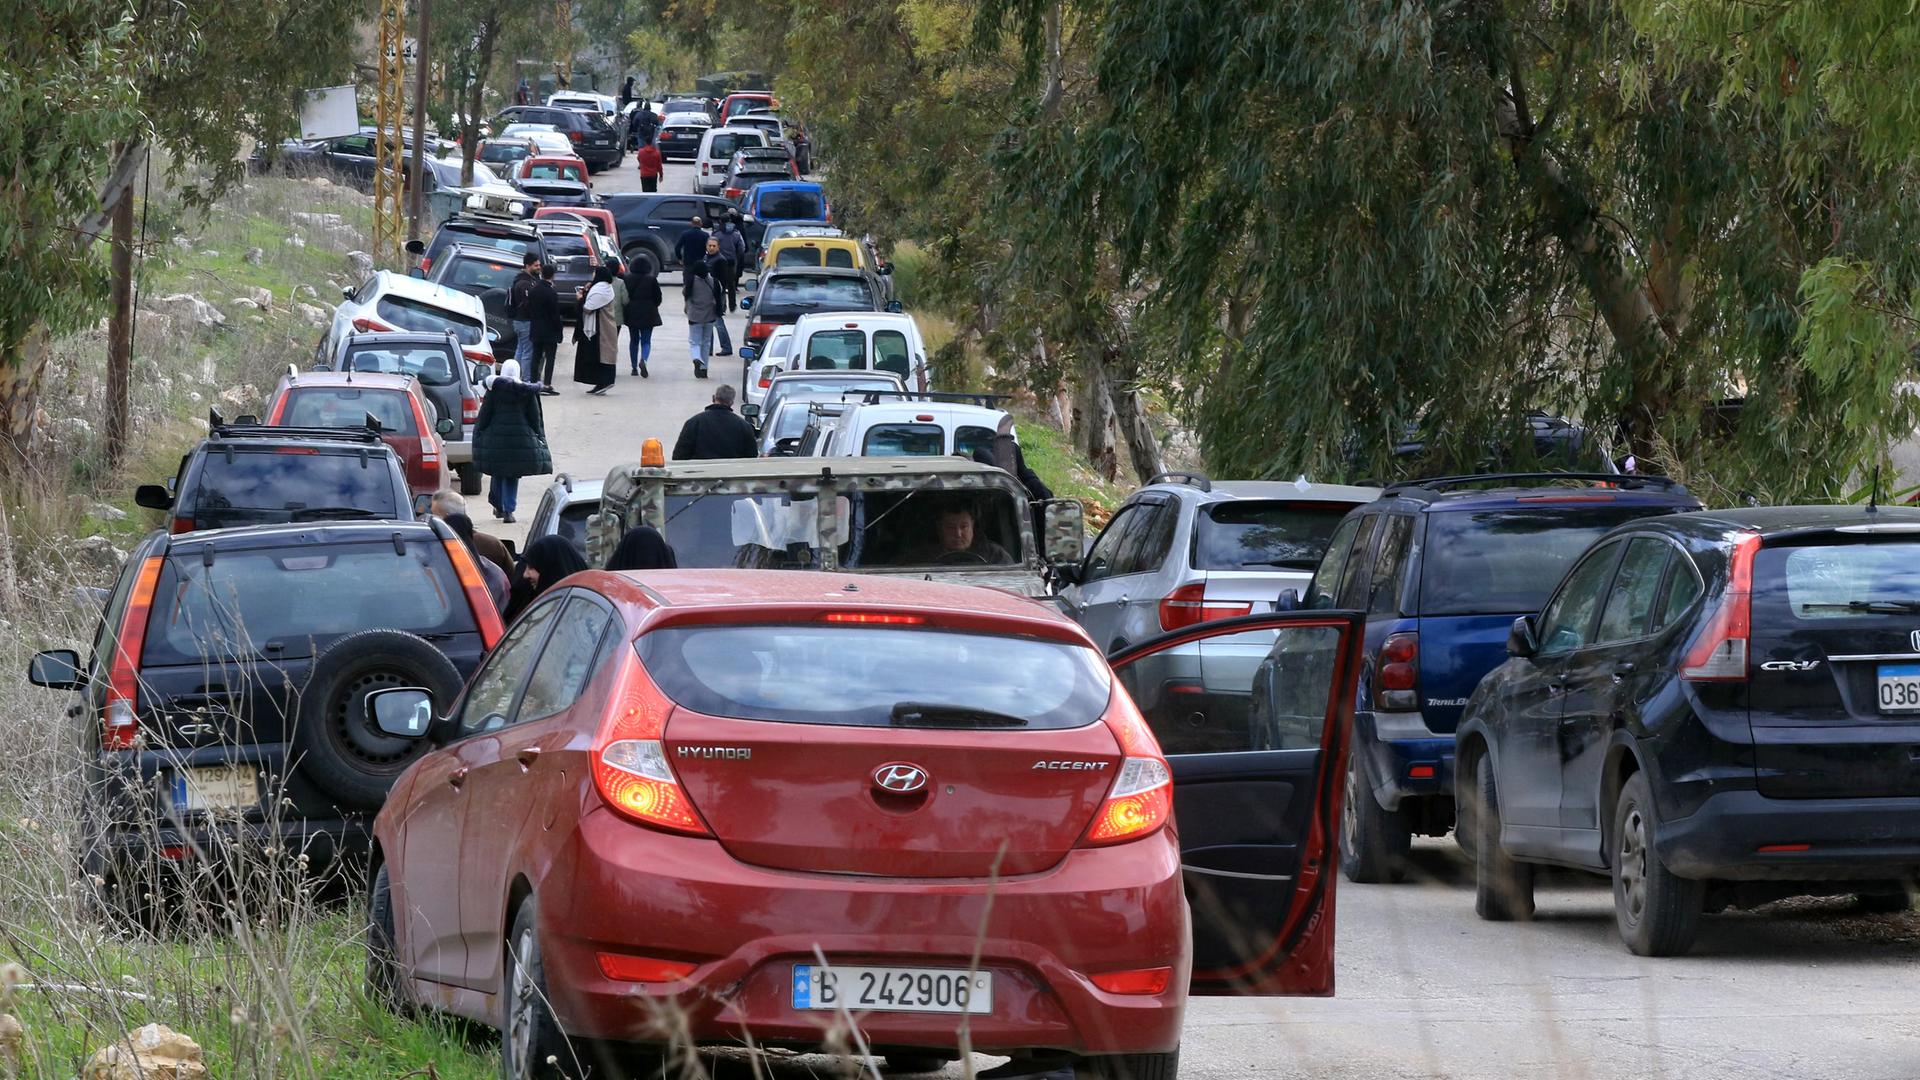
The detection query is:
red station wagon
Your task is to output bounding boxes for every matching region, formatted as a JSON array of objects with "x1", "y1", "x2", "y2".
[
  {"x1": 265, "y1": 369, "x2": 451, "y2": 499},
  {"x1": 364, "y1": 571, "x2": 1363, "y2": 1080}
]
